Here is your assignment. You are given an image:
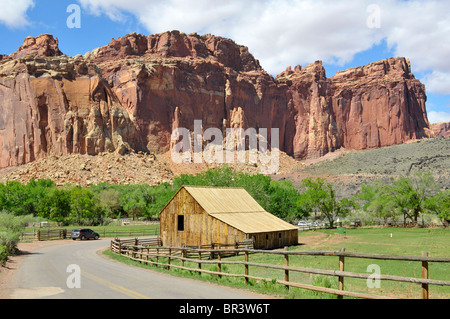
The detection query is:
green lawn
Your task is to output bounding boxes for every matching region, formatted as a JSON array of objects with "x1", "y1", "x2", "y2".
[{"x1": 106, "y1": 226, "x2": 450, "y2": 299}]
